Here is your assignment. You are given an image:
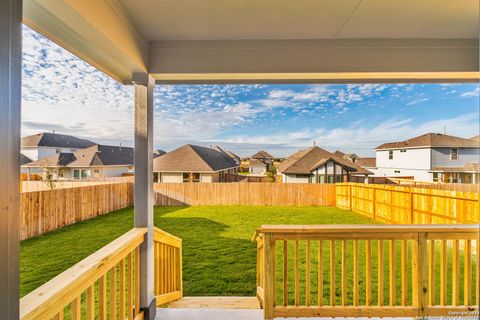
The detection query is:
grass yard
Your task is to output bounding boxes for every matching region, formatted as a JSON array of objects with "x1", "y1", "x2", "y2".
[
  {"x1": 20, "y1": 205, "x2": 375, "y2": 297},
  {"x1": 20, "y1": 205, "x2": 475, "y2": 306}
]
